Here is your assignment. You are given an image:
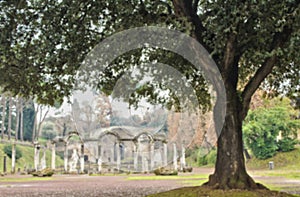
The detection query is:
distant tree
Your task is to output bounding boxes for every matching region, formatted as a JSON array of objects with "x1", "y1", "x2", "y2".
[
  {"x1": 4, "y1": 144, "x2": 22, "y2": 160},
  {"x1": 244, "y1": 98, "x2": 300, "y2": 159},
  {"x1": 23, "y1": 100, "x2": 35, "y2": 141},
  {"x1": 7, "y1": 96, "x2": 12, "y2": 140},
  {"x1": 19, "y1": 98, "x2": 24, "y2": 141},
  {"x1": 1, "y1": 95, "x2": 6, "y2": 139}
]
